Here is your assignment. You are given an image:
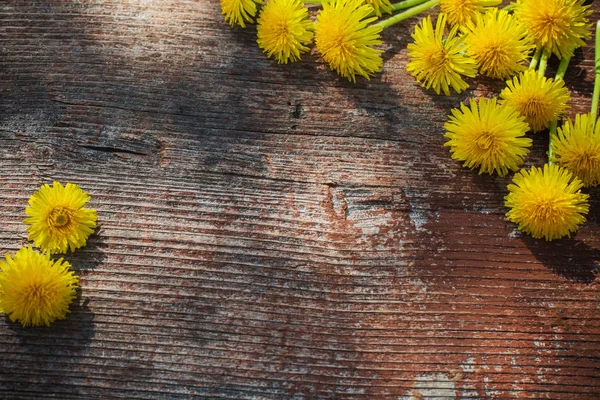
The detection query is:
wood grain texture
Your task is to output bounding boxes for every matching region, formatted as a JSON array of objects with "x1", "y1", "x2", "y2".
[{"x1": 1, "y1": 1, "x2": 599, "y2": 398}]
